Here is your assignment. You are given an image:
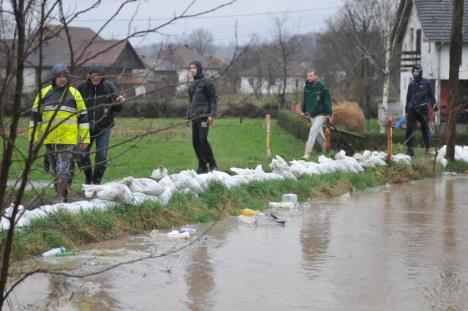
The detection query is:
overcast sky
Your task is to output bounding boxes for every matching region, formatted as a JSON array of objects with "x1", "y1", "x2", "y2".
[{"x1": 68, "y1": 0, "x2": 343, "y2": 46}]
